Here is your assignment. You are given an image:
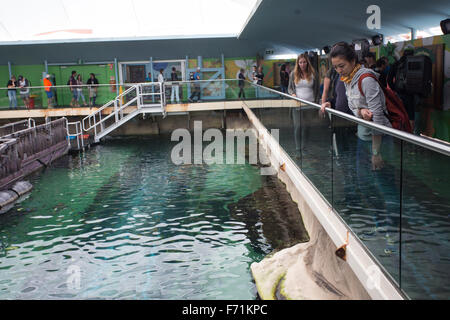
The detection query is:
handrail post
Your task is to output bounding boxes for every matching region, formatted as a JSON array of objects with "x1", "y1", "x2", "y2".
[
  {"x1": 137, "y1": 84, "x2": 141, "y2": 109},
  {"x1": 99, "y1": 111, "x2": 104, "y2": 132},
  {"x1": 79, "y1": 122, "x2": 84, "y2": 149},
  {"x1": 114, "y1": 99, "x2": 119, "y2": 123},
  {"x1": 76, "y1": 123, "x2": 80, "y2": 150},
  {"x1": 160, "y1": 82, "x2": 164, "y2": 109},
  {"x1": 94, "y1": 114, "x2": 97, "y2": 138}
]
